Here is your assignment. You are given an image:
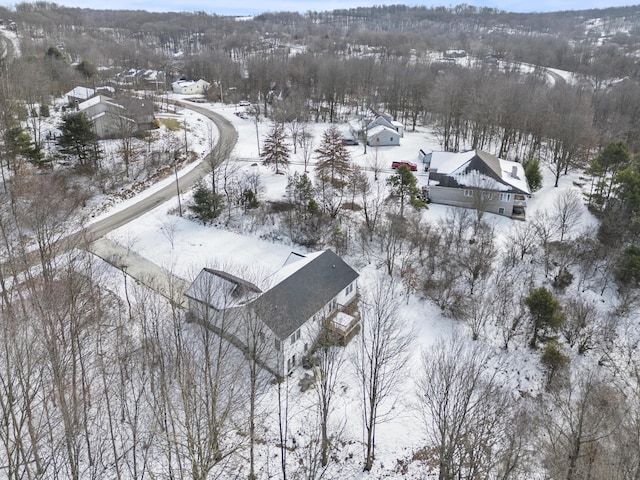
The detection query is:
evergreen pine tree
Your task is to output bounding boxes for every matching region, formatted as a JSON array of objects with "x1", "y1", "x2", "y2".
[
  {"x1": 315, "y1": 126, "x2": 351, "y2": 186},
  {"x1": 525, "y1": 286, "x2": 563, "y2": 349},
  {"x1": 260, "y1": 123, "x2": 290, "y2": 174},
  {"x1": 57, "y1": 112, "x2": 100, "y2": 168},
  {"x1": 523, "y1": 156, "x2": 543, "y2": 192},
  {"x1": 189, "y1": 181, "x2": 224, "y2": 223},
  {"x1": 386, "y1": 164, "x2": 425, "y2": 216}
]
